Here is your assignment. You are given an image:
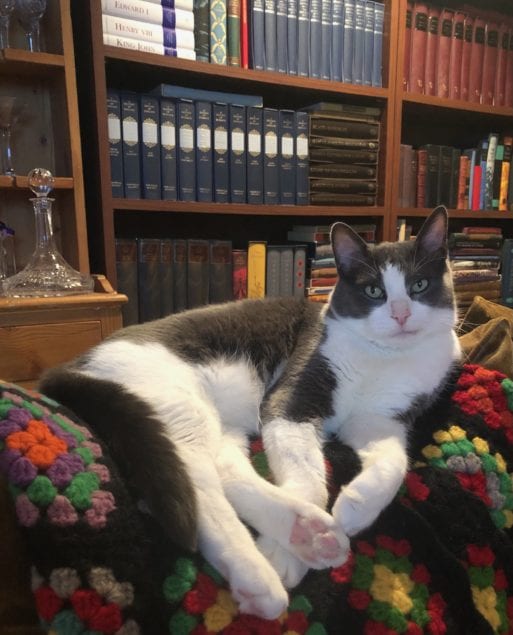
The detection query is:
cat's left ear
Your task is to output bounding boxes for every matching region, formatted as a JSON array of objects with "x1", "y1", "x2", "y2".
[
  {"x1": 331, "y1": 222, "x2": 370, "y2": 274},
  {"x1": 415, "y1": 206, "x2": 448, "y2": 255}
]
